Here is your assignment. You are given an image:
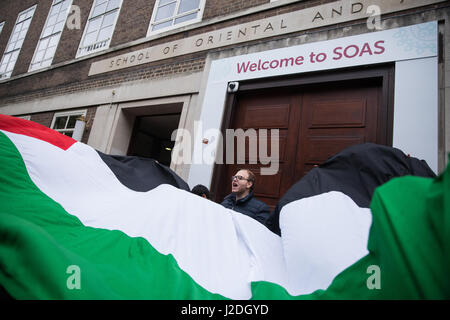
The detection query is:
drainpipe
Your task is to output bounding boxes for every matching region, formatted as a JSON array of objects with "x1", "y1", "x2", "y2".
[{"x1": 72, "y1": 115, "x2": 86, "y2": 141}]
